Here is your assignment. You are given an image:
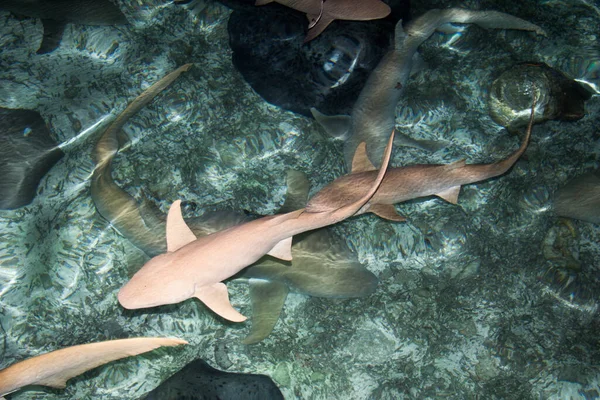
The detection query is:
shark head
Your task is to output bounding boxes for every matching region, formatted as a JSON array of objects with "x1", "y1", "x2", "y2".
[{"x1": 118, "y1": 253, "x2": 195, "y2": 310}]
